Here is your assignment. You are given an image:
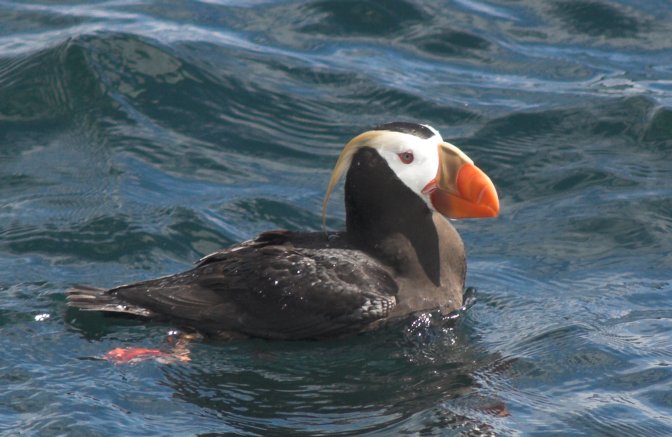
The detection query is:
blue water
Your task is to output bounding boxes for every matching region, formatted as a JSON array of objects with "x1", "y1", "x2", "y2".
[{"x1": 1, "y1": 0, "x2": 672, "y2": 435}]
